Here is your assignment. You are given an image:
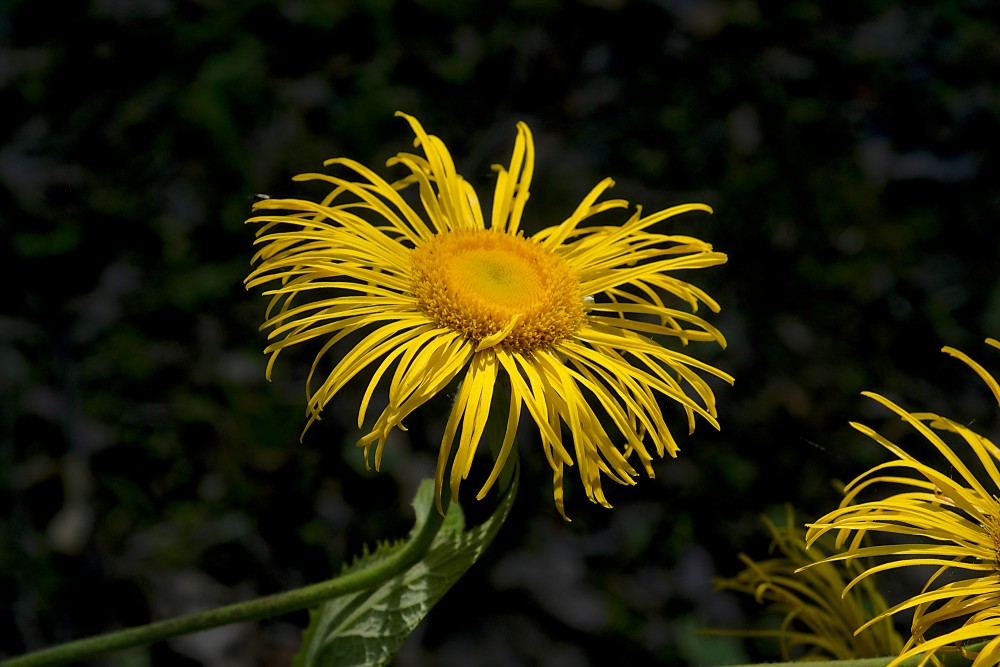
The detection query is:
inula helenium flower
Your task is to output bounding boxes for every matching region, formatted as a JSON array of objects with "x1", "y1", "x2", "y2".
[
  {"x1": 807, "y1": 339, "x2": 1000, "y2": 666},
  {"x1": 246, "y1": 113, "x2": 731, "y2": 518},
  {"x1": 714, "y1": 506, "x2": 903, "y2": 661}
]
